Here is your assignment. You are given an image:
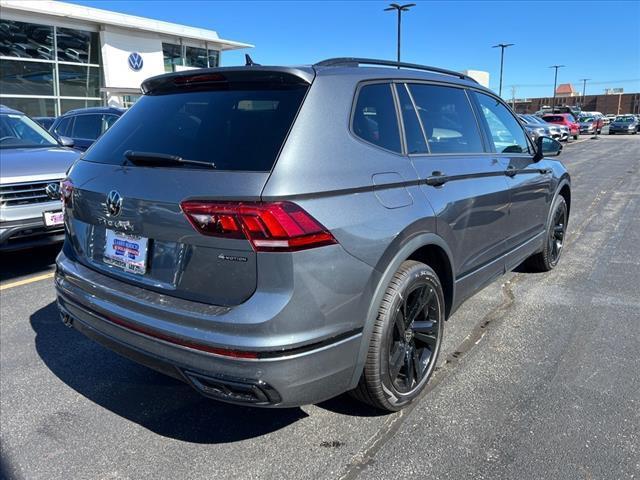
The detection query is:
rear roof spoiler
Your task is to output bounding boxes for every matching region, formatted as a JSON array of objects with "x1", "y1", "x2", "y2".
[{"x1": 141, "y1": 67, "x2": 315, "y2": 95}]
